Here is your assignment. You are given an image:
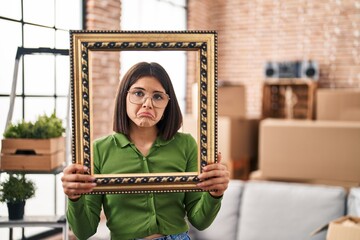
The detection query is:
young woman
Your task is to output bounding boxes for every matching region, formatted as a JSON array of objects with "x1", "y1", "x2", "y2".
[{"x1": 61, "y1": 62, "x2": 229, "y2": 240}]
